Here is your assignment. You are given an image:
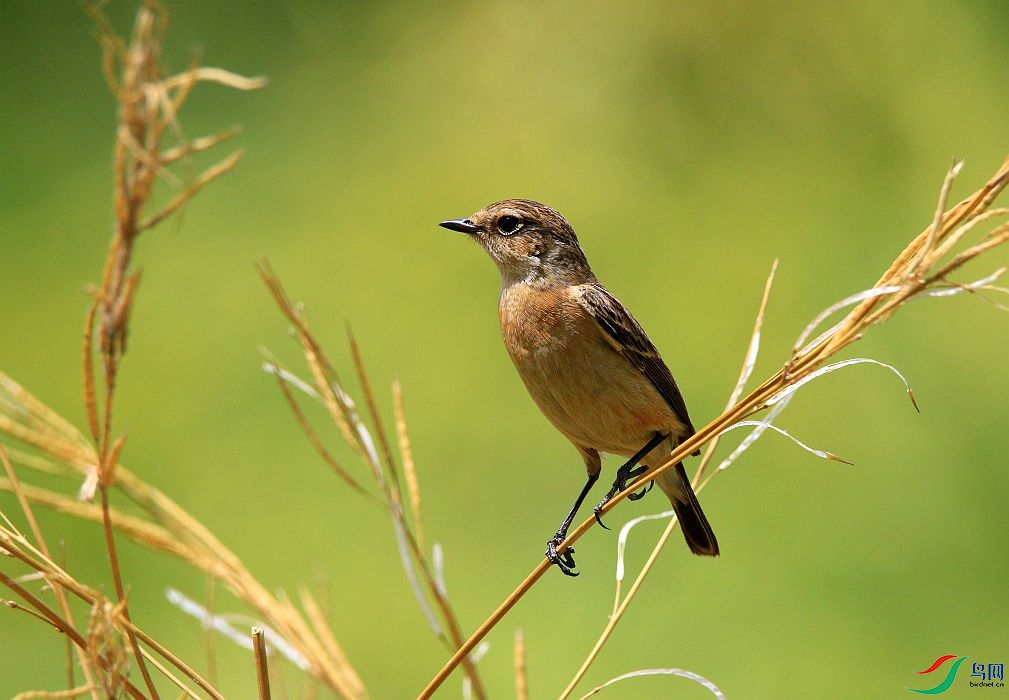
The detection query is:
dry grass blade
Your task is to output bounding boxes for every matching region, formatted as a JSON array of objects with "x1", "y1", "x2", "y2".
[
  {"x1": 719, "y1": 420, "x2": 851, "y2": 464},
  {"x1": 0, "y1": 509, "x2": 225, "y2": 699},
  {"x1": 298, "y1": 587, "x2": 361, "y2": 690},
  {"x1": 0, "y1": 479, "x2": 199, "y2": 564},
  {"x1": 929, "y1": 207, "x2": 1009, "y2": 265},
  {"x1": 258, "y1": 261, "x2": 366, "y2": 463},
  {"x1": 0, "y1": 374, "x2": 96, "y2": 474},
  {"x1": 12, "y1": 686, "x2": 97, "y2": 700},
  {"x1": 0, "y1": 443, "x2": 368, "y2": 695},
  {"x1": 912, "y1": 159, "x2": 963, "y2": 276},
  {"x1": 348, "y1": 328, "x2": 403, "y2": 506},
  {"x1": 259, "y1": 261, "x2": 488, "y2": 699},
  {"x1": 10, "y1": 443, "x2": 361, "y2": 698},
  {"x1": 4, "y1": 599, "x2": 62, "y2": 628},
  {"x1": 132, "y1": 650, "x2": 202, "y2": 700},
  {"x1": 1, "y1": 447, "x2": 101, "y2": 699},
  {"x1": 139, "y1": 148, "x2": 244, "y2": 231},
  {"x1": 695, "y1": 259, "x2": 777, "y2": 487},
  {"x1": 160, "y1": 66, "x2": 268, "y2": 91},
  {"x1": 0, "y1": 569, "x2": 145, "y2": 700},
  {"x1": 394, "y1": 379, "x2": 425, "y2": 552},
  {"x1": 271, "y1": 369, "x2": 382, "y2": 505},
  {"x1": 575, "y1": 668, "x2": 726, "y2": 700},
  {"x1": 160, "y1": 126, "x2": 242, "y2": 164}
]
